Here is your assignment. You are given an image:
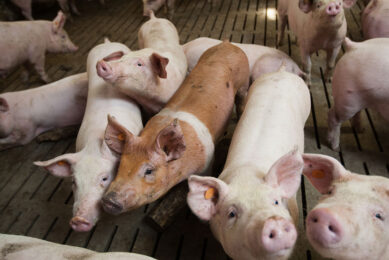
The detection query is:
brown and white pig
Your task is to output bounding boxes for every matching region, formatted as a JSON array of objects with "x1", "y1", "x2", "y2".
[
  {"x1": 303, "y1": 153, "x2": 389, "y2": 260},
  {"x1": 0, "y1": 73, "x2": 87, "y2": 151},
  {"x1": 34, "y1": 40, "x2": 143, "y2": 232},
  {"x1": 0, "y1": 234, "x2": 156, "y2": 260},
  {"x1": 96, "y1": 12, "x2": 187, "y2": 115},
  {"x1": 361, "y1": 0, "x2": 389, "y2": 39},
  {"x1": 11, "y1": 0, "x2": 80, "y2": 20},
  {"x1": 0, "y1": 11, "x2": 78, "y2": 83},
  {"x1": 327, "y1": 37, "x2": 389, "y2": 151},
  {"x1": 187, "y1": 69, "x2": 311, "y2": 260},
  {"x1": 277, "y1": 0, "x2": 356, "y2": 85},
  {"x1": 183, "y1": 37, "x2": 305, "y2": 82},
  {"x1": 101, "y1": 41, "x2": 250, "y2": 215}
]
